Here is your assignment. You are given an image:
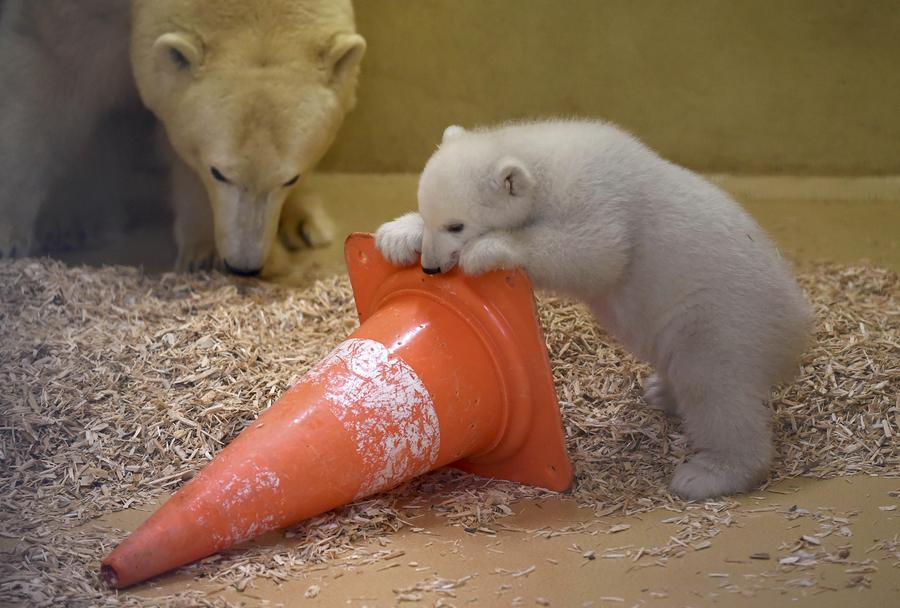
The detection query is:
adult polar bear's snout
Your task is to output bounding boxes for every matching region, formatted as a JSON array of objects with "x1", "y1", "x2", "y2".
[{"x1": 212, "y1": 187, "x2": 286, "y2": 276}]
